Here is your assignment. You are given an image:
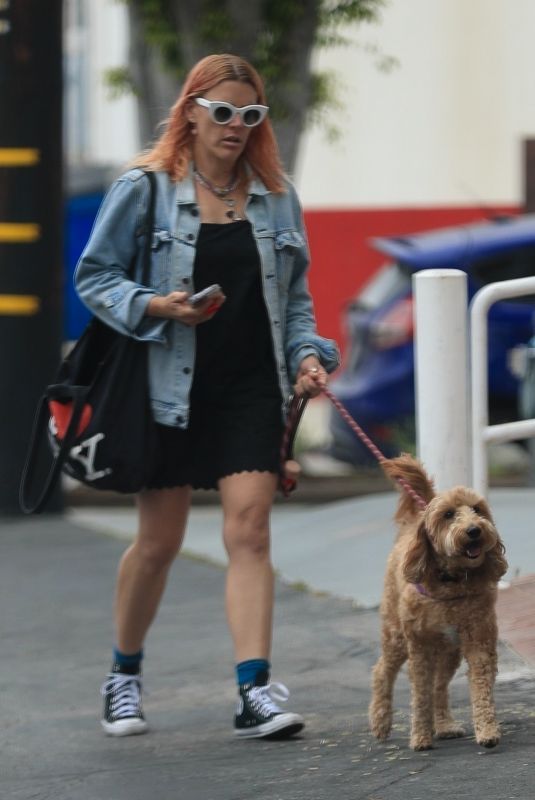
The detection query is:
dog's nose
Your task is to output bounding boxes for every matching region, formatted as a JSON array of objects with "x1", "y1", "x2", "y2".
[{"x1": 466, "y1": 525, "x2": 481, "y2": 539}]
